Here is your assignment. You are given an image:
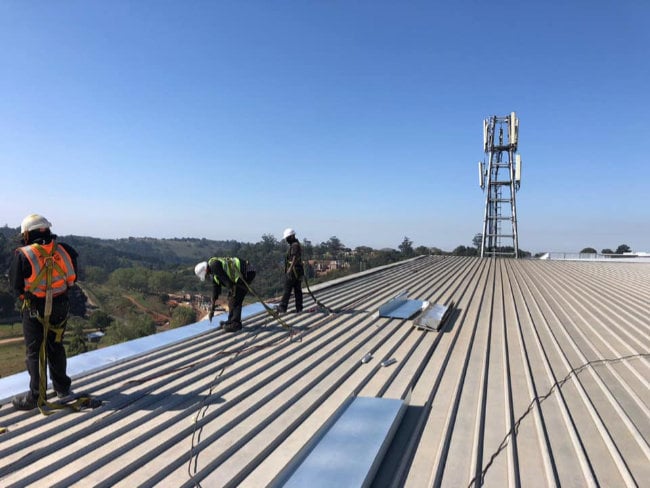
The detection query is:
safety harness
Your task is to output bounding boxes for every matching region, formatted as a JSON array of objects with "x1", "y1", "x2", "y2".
[{"x1": 22, "y1": 242, "x2": 97, "y2": 415}]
